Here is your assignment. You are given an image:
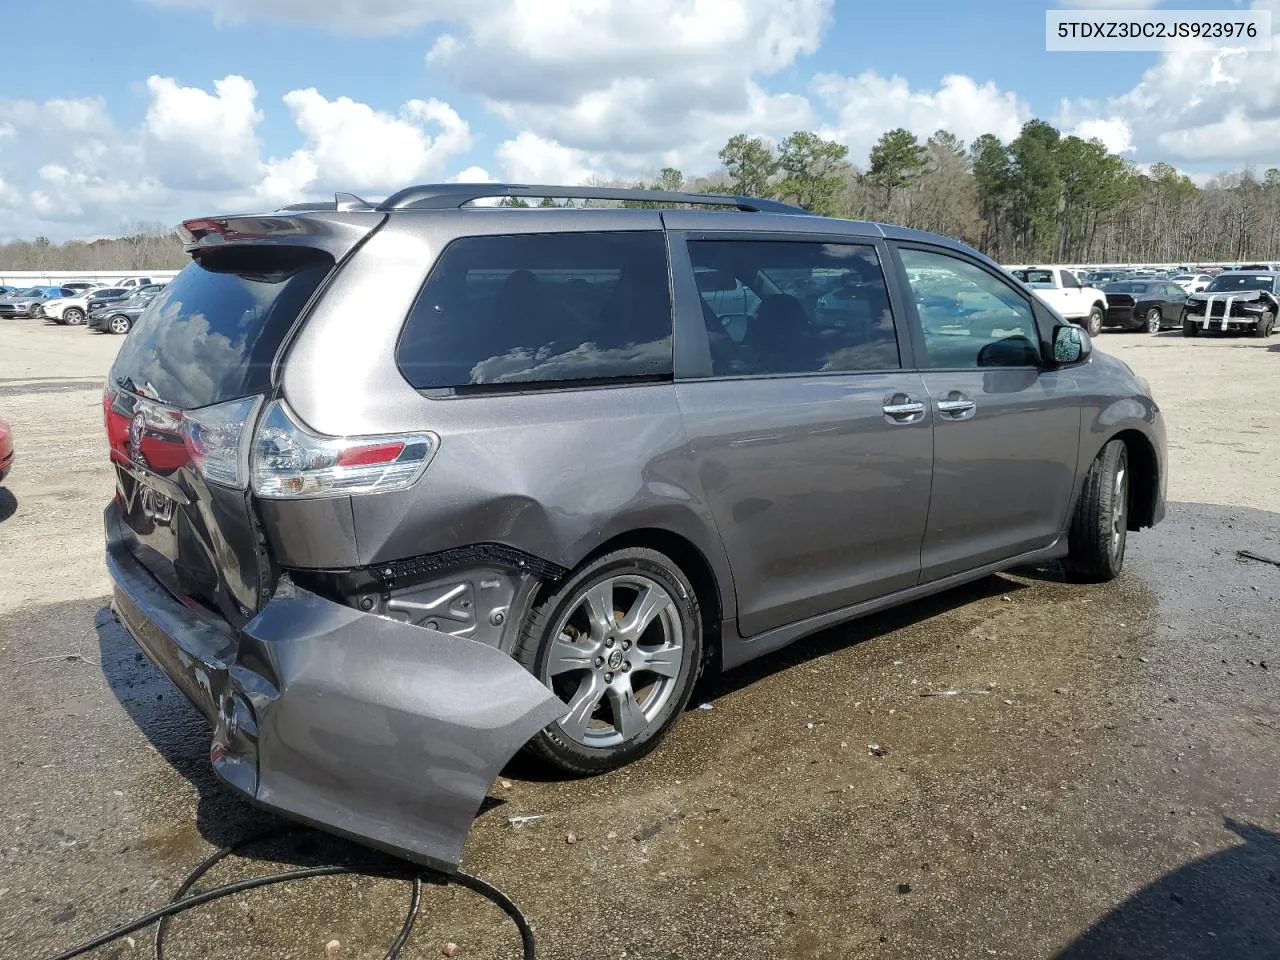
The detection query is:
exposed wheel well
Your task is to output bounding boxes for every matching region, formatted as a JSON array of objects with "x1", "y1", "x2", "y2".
[
  {"x1": 570, "y1": 529, "x2": 725, "y2": 673},
  {"x1": 1113, "y1": 429, "x2": 1159, "y2": 530}
]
